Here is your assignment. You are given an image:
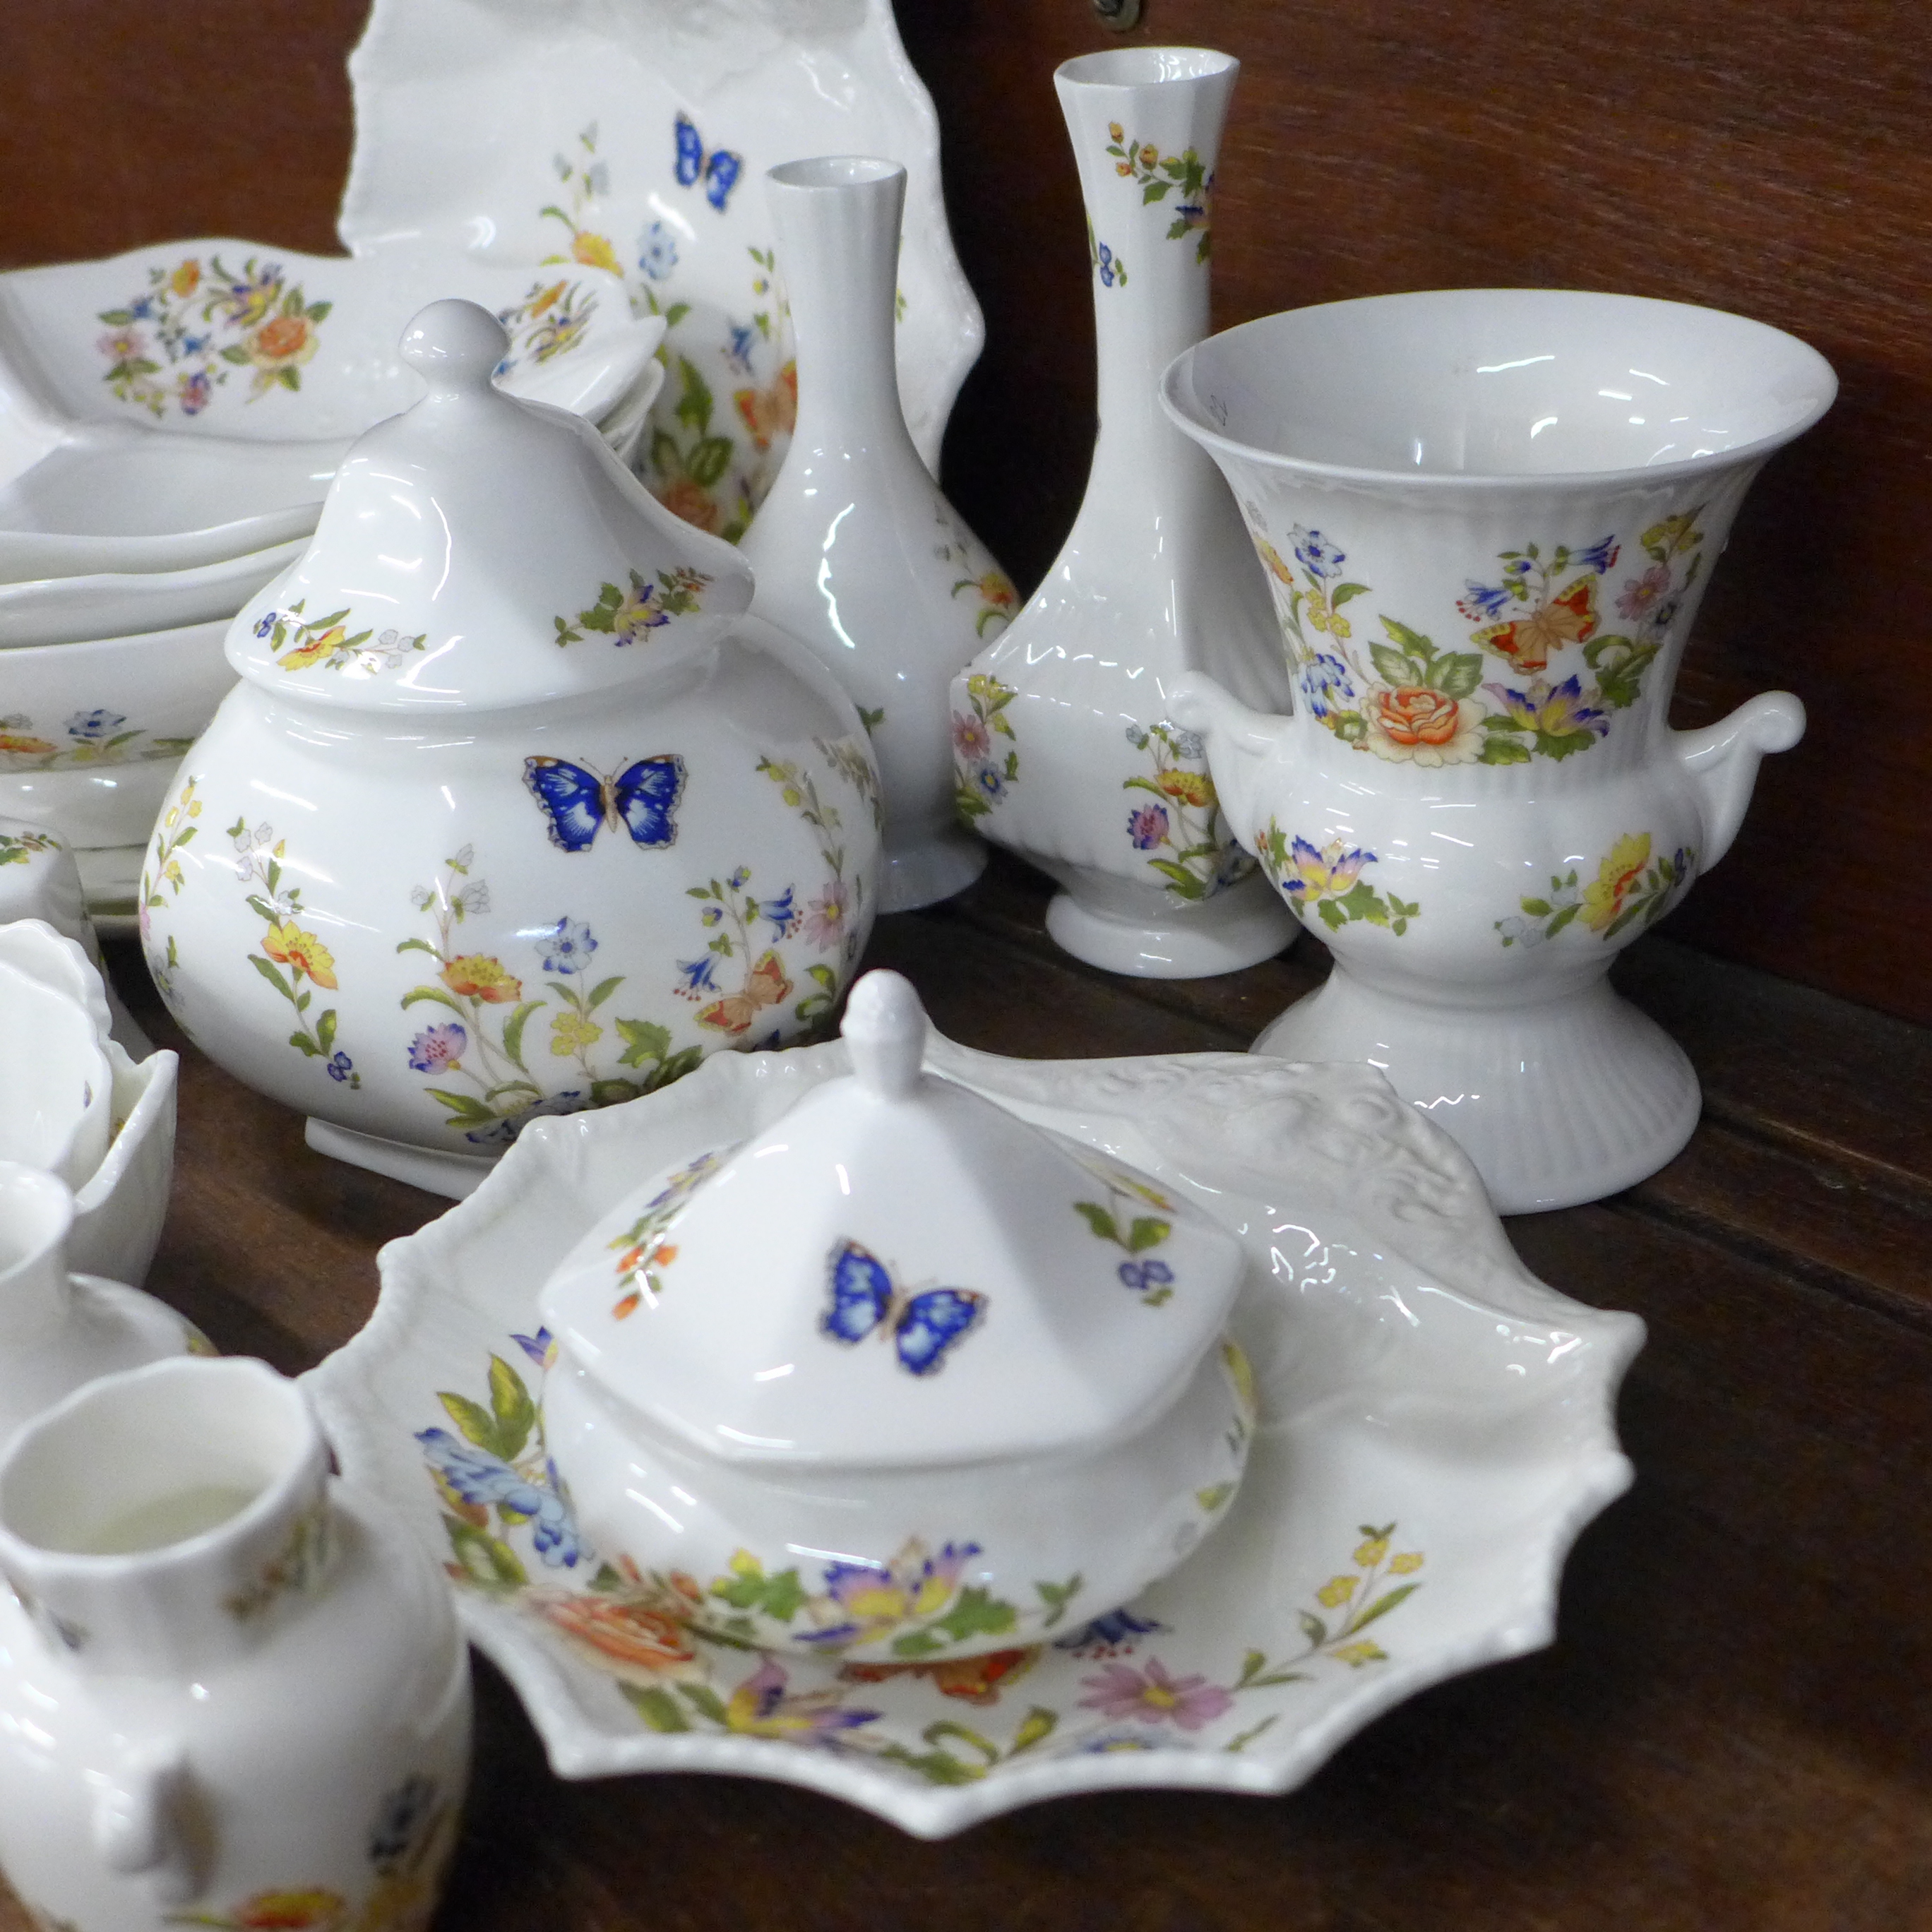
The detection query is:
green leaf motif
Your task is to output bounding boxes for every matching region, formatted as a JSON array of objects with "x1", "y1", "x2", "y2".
[
  {"x1": 1072, "y1": 1202, "x2": 1119, "y2": 1244},
  {"x1": 487, "y1": 1354, "x2": 537, "y2": 1462},
  {"x1": 621, "y1": 1684, "x2": 690, "y2": 1733}
]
